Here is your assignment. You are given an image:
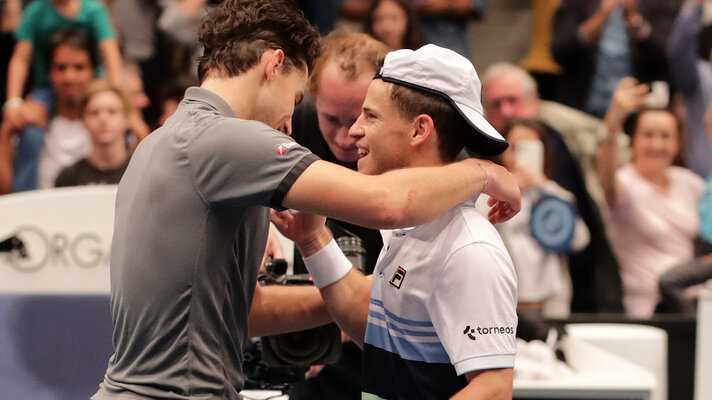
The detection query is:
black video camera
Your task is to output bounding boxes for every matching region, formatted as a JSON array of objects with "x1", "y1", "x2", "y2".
[{"x1": 257, "y1": 258, "x2": 341, "y2": 368}]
